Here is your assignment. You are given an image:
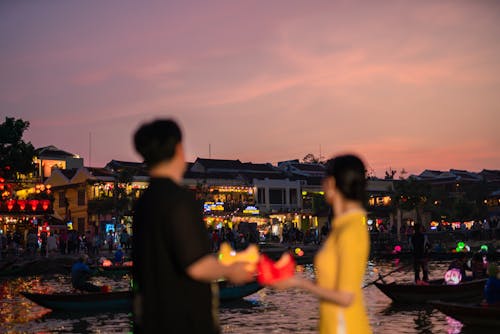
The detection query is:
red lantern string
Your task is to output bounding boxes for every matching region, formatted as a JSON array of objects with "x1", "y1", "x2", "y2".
[
  {"x1": 17, "y1": 199, "x2": 27, "y2": 211},
  {"x1": 41, "y1": 199, "x2": 50, "y2": 211},
  {"x1": 29, "y1": 199, "x2": 39, "y2": 211},
  {"x1": 6, "y1": 199, "x2": 15, "y2": 211}
]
